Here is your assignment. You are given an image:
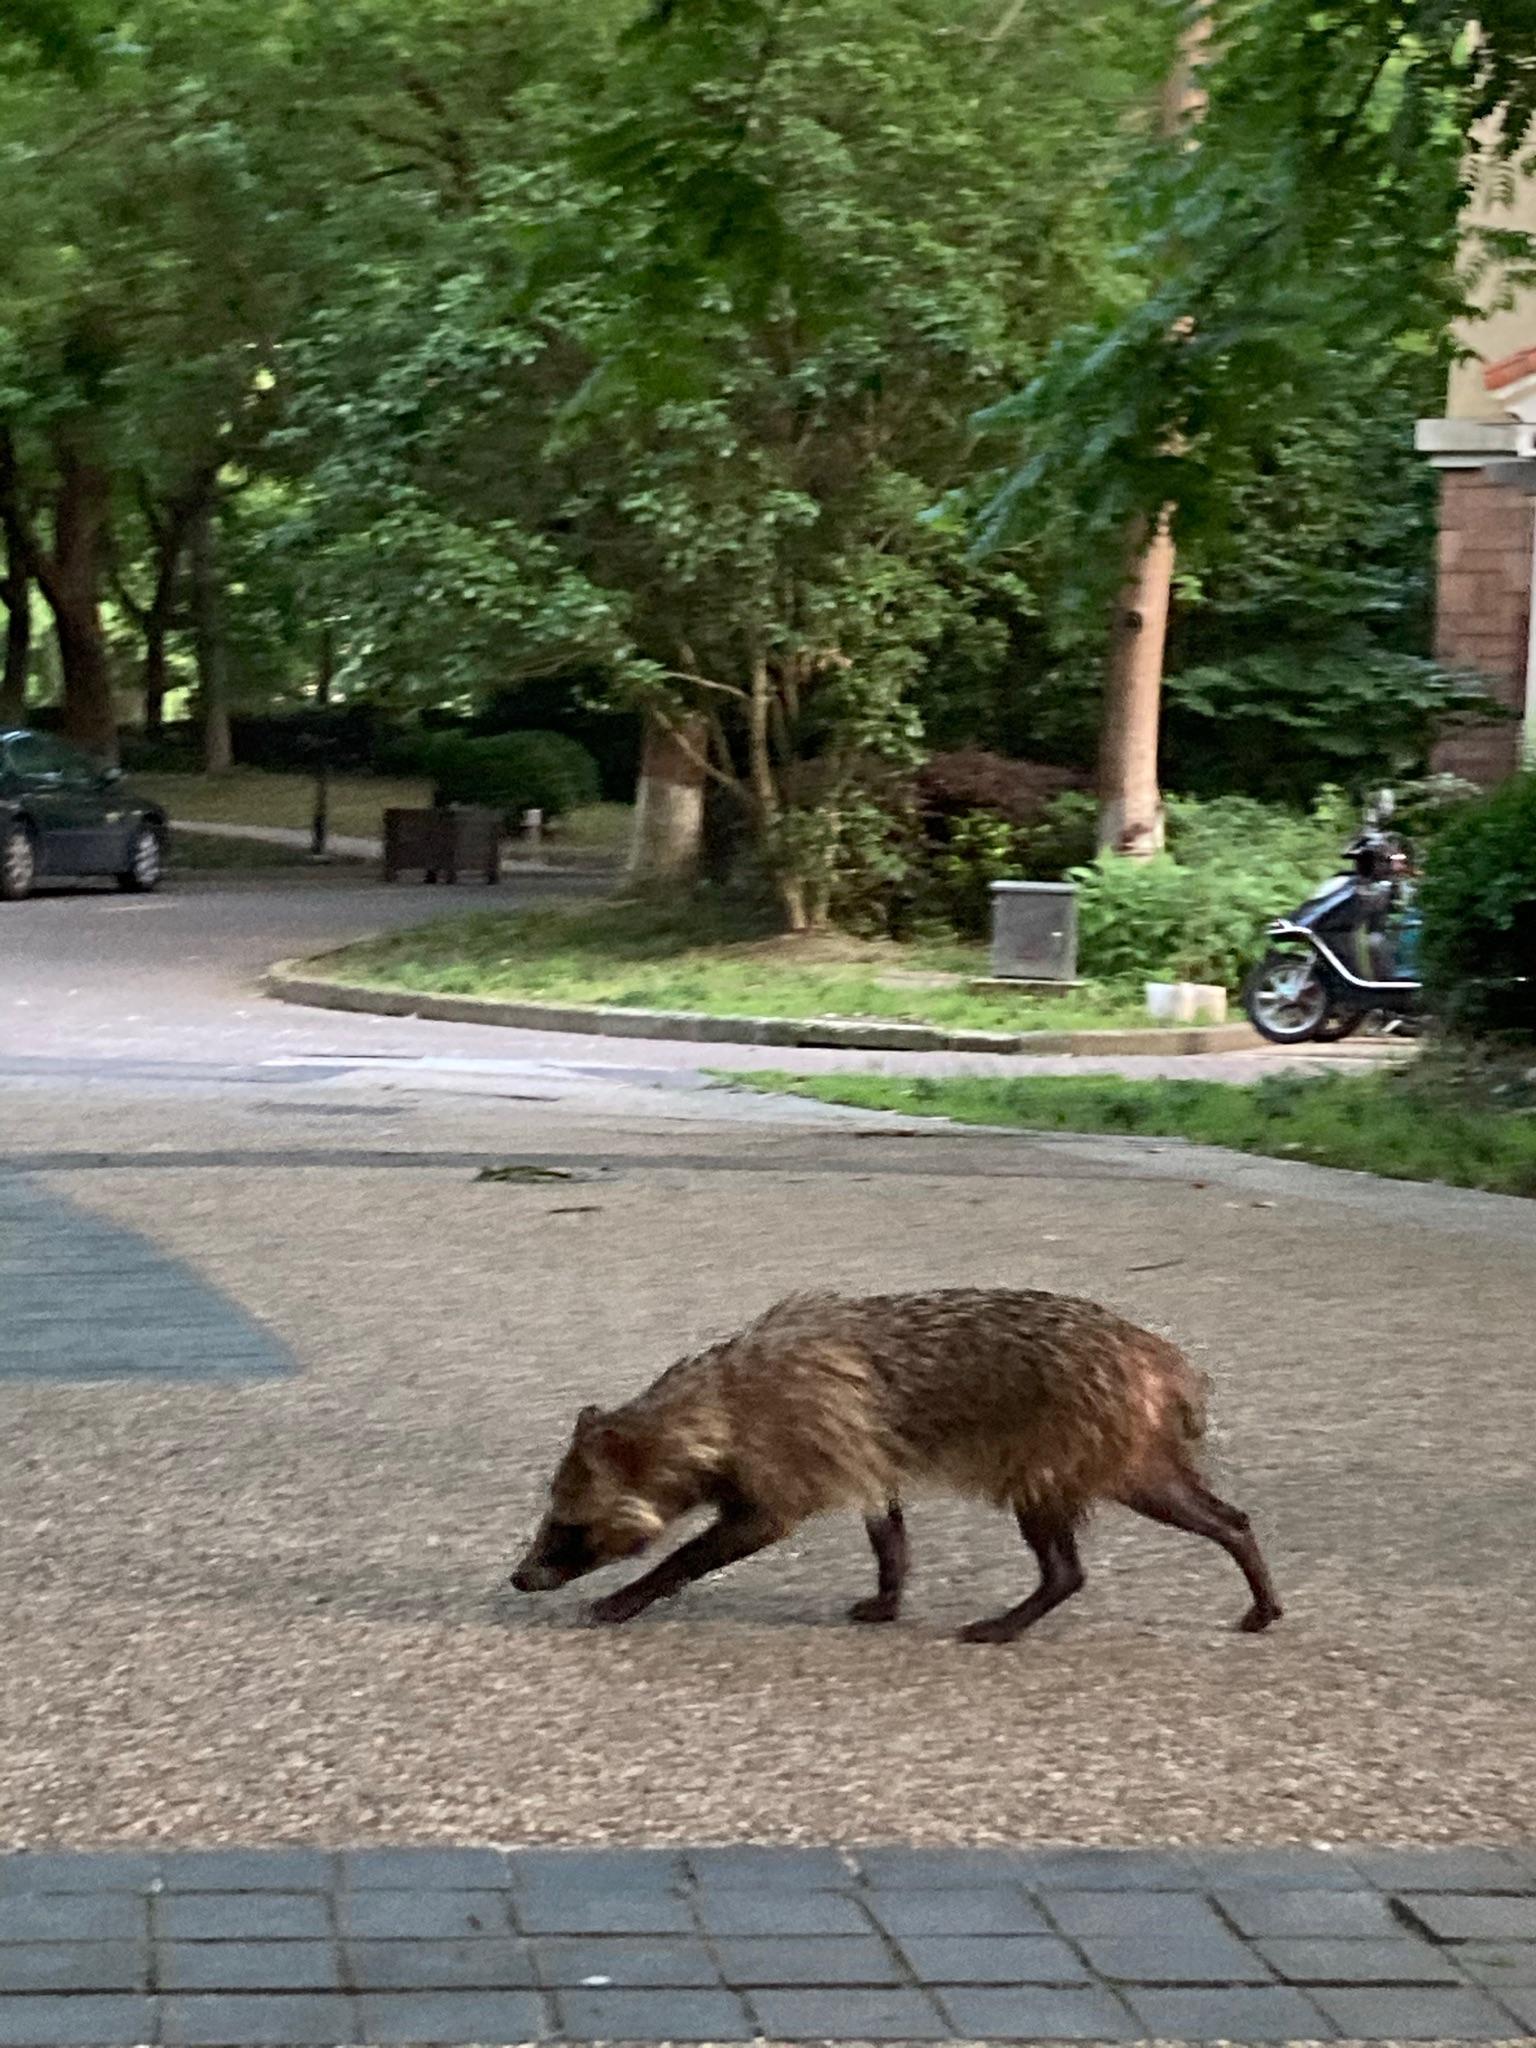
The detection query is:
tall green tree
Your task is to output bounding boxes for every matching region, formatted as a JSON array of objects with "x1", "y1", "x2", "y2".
[
  {"x1": 282, "y1": 0, "x2": 1167, "y2": 922},
  {"x1": 962, "y1": 0, "x2": 1529, "y2": 835},
  {"x1": 975, "y1": 0, "x2": 1512, "y2": 585}
]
